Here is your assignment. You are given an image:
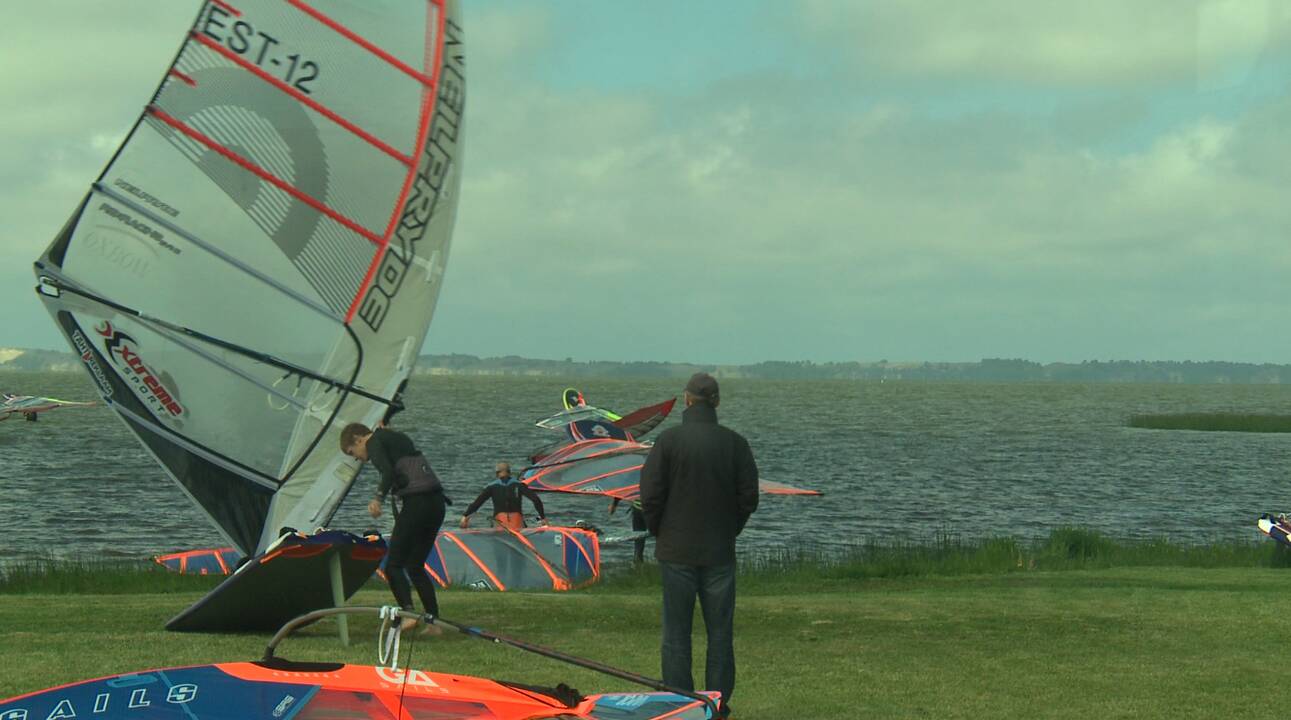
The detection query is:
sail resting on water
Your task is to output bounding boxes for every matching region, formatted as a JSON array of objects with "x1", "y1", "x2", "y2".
[{"x1": 32, "y1": 0, "x2": 466, "y2": 555}]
